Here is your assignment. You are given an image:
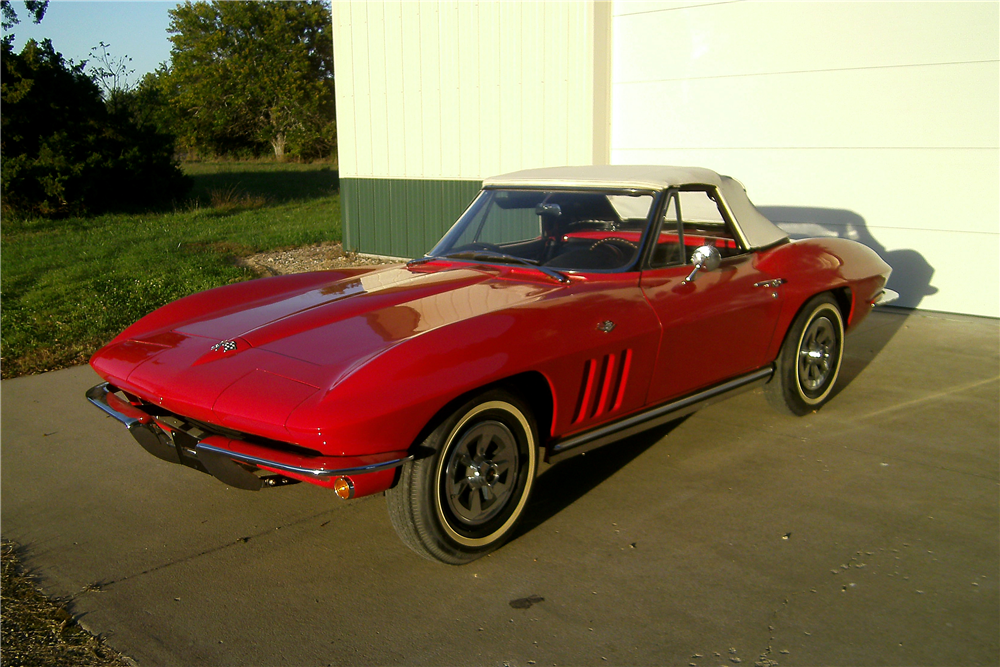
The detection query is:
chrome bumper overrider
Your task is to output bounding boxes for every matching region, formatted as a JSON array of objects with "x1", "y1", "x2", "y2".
[
  {"x1": 872, "y1": 288, "x2": 900, "y2": 306},
  {"x1": 86, "y1": 382, "x2": 413, "y2": 491}
]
